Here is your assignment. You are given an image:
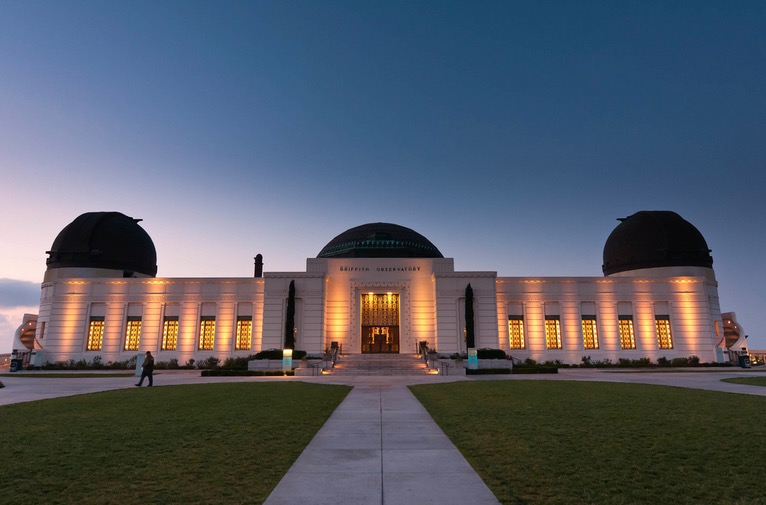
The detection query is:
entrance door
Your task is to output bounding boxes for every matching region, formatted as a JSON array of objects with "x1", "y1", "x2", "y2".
[
  {"x1": 362, "y1": 326, "x2": 400, "y2": 353},
  {"x1": 360, "y1": 293, "x2": 400, "y2": 354}
]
